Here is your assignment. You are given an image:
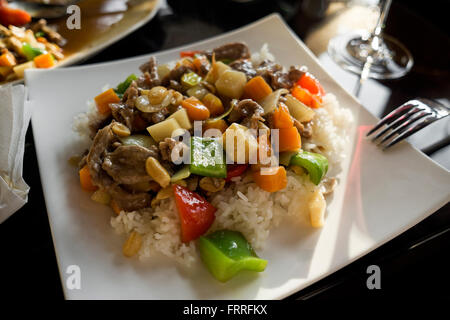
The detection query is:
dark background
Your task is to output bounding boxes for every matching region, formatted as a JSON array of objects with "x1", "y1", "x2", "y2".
[{"x1": 1, "y1": 0, "x2": 449, "y2": 300}]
